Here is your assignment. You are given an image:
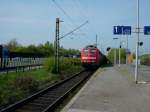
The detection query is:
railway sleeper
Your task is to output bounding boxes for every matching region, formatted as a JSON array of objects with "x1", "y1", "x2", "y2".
[
  {"x1": 28, "y1": 102, "x2": 48, "y2": 108},
  {"x1": 32, "y1": 99, "x2": 53, "y2": 104},
  {"x1": 33, "y1": 97, "x2": 60, "y2": 103},
  {"x1": 15, "y1": 105, "x2": 44, "y2": 112},
  {"x1": 39, "y1": 95, "x2": 61, "y2": 99},
  {"x1": 42, "y1": 95, "x2": 61, "y2": 100}
]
